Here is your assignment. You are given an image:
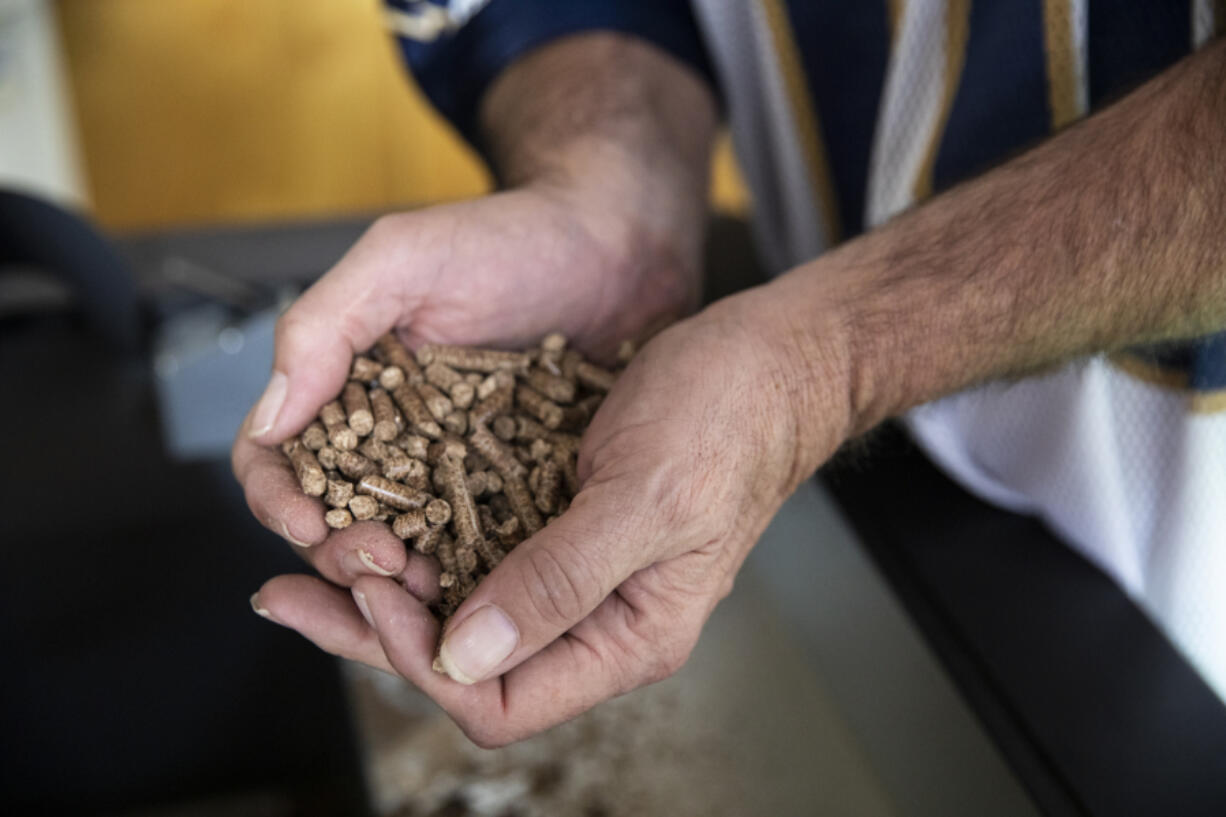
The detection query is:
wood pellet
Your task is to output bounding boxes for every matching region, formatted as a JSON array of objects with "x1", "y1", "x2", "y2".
[{"x1": 282, "y1": 332, "x2": 622, "y2": 621}]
